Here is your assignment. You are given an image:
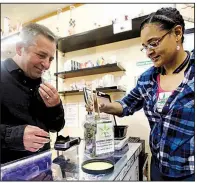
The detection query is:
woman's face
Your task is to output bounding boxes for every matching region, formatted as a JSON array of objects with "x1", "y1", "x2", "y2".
[{"x1": 140, "y1": 23, "x2": 178, "y2": 68}]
